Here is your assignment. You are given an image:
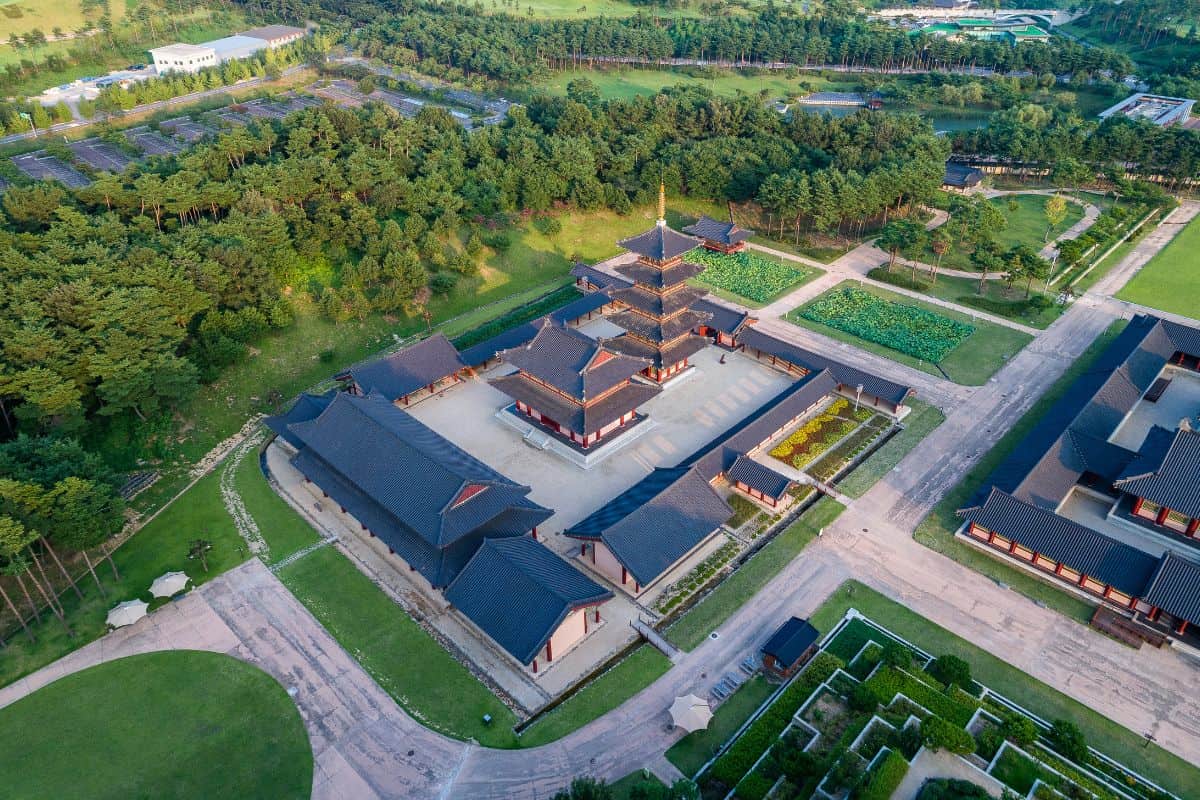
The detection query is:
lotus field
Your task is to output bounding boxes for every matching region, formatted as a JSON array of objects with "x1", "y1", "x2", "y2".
[
  {"x1": 801, "y1": 287, "x2": 975, "y2": 362},
  {"x1": 691, "y1": 249, "x2": 808, "y2": 303}
]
